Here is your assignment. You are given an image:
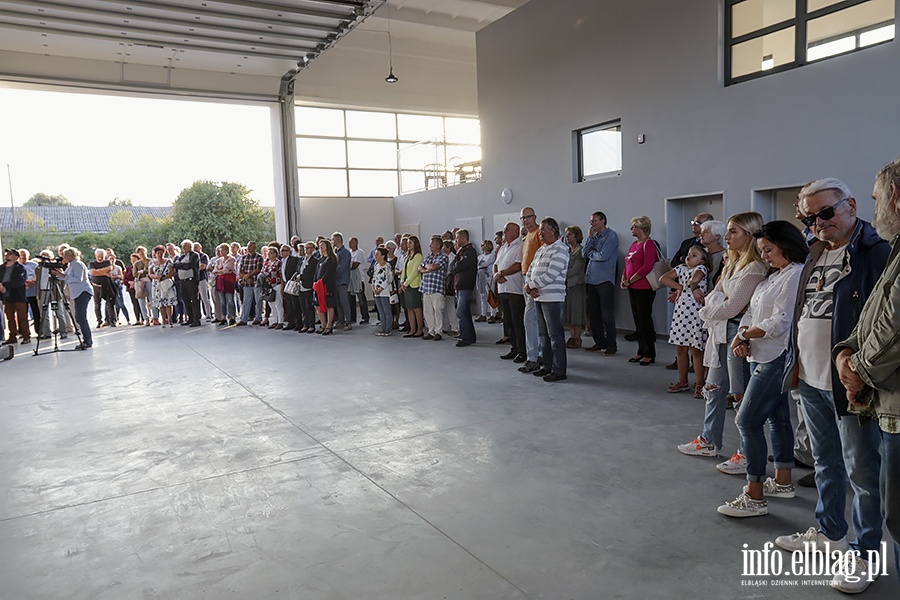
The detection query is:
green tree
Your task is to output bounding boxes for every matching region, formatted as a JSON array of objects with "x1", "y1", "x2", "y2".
[
  {"x1": 23, "y1": 193, "x2": 72, "y2": 207},
  {"x1": 108, "y1": 197, "x2": 133, "y2": 206},
  {"x1": 170, "y1": 180, "x2": 273, "y2": 248}
]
